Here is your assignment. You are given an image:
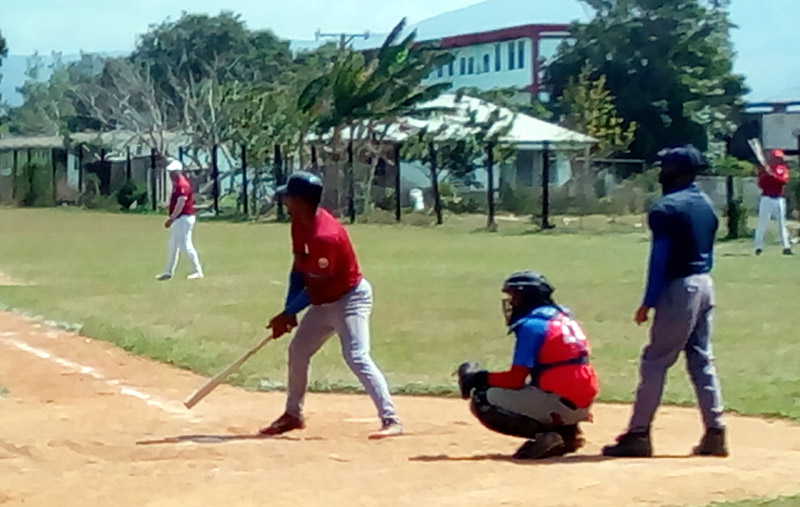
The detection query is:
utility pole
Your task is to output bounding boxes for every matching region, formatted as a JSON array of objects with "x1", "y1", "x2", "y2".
[{"x1": 315, "y1": 29, "x2": 370, "y2": 50}]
